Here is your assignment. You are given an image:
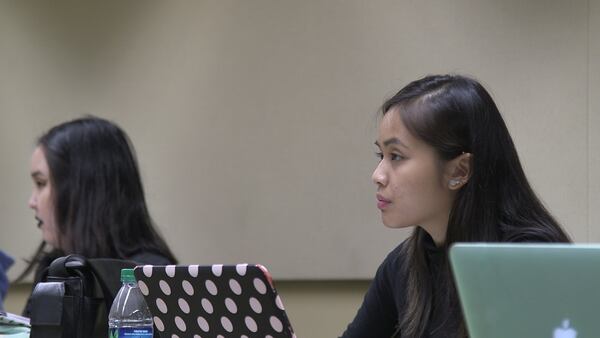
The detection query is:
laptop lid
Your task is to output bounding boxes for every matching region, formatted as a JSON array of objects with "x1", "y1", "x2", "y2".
[
  {"x1": 133, "y1": 264, "x2": 296, "y2": 338},
  {"x1": 449, "y1": 243, "x2": 600, "y2": 338}
]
